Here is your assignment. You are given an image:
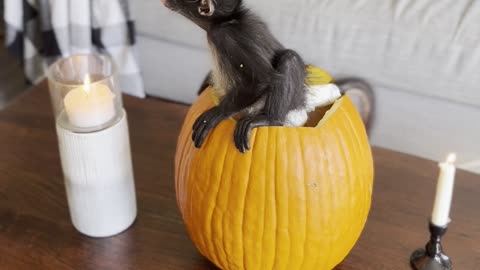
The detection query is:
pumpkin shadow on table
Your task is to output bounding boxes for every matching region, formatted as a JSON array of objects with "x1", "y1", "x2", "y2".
[{"x1": 194, "y1": 260, "x2": 219, "y2": 270}]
